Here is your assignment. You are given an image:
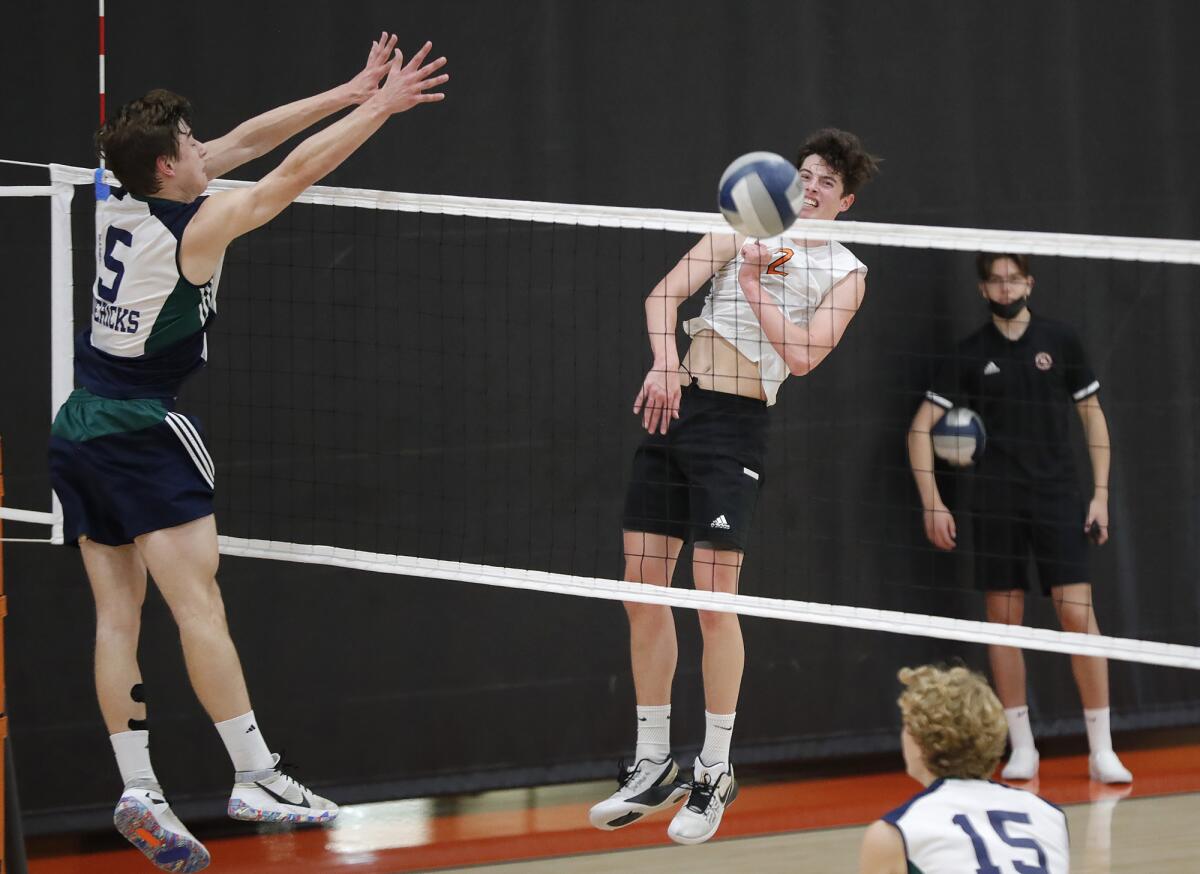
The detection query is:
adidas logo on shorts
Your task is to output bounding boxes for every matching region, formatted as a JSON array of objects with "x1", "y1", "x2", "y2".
[{"x1": 710, "y1": 515, "x2": 731, "y2": 530}]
